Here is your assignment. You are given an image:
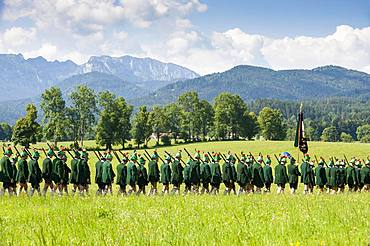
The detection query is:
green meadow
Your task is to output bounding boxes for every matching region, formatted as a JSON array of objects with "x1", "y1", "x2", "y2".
[{"x1": 0, "y1": 140, "x2": 369, "y2": 245}]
